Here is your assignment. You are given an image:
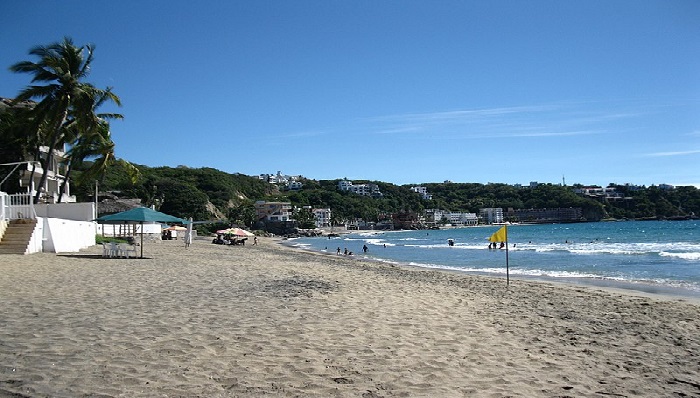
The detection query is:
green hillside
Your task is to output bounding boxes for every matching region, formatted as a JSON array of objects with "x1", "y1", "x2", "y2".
[{"x1": 69, "y1": 161, "x2": 699, "y2": 227}]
